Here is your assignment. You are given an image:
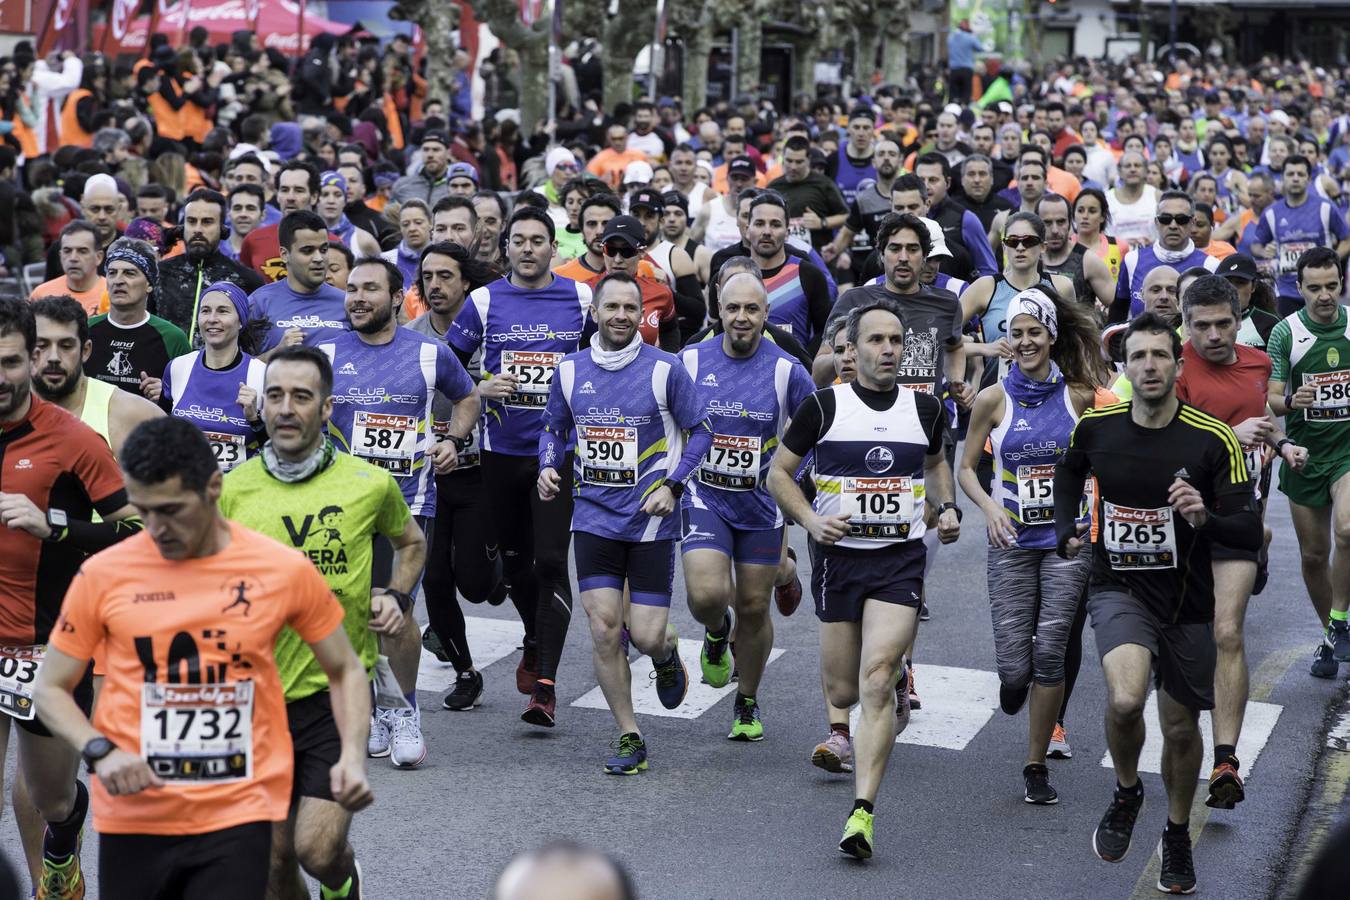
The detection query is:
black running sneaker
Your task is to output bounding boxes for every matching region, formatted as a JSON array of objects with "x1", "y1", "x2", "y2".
[
  {"x1": 1156, "y1": 829, "x2": 1197, "y2": 894},
  {"x1": 1092, "y1": 785, "x2": 1144, "y2": 862},
  {"x1": 443, "y1": 670, "x2": 484, "y2": 711},
  {"x1": 1023, "y1": 763, "x2": 1058, "y2": 805},
  {"x1": 421, "y1": 627, "x2": 451, "y2": 663}
]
